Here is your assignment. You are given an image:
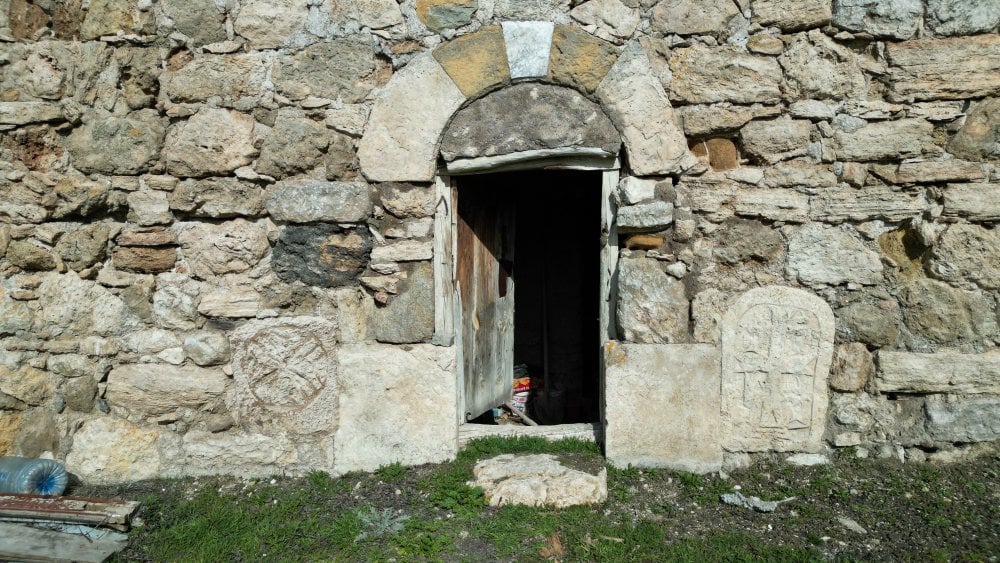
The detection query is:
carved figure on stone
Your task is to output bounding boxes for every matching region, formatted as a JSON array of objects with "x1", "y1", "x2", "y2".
[
  {"x1": 229, "y1": 317, "x2": 339, "y2": 435},
  {"x1": 721, "y1": 286, "x2": 834, "y2": 453}
]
